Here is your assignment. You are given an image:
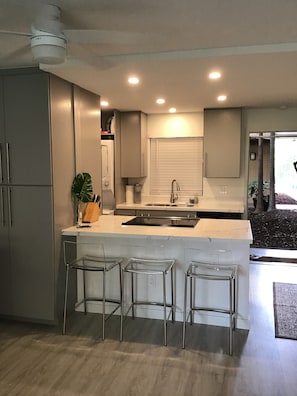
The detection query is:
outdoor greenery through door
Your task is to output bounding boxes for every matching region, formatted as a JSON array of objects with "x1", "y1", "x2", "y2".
[{"x1": 248, "y1": 132, "x2": 297, "y2": 249}]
